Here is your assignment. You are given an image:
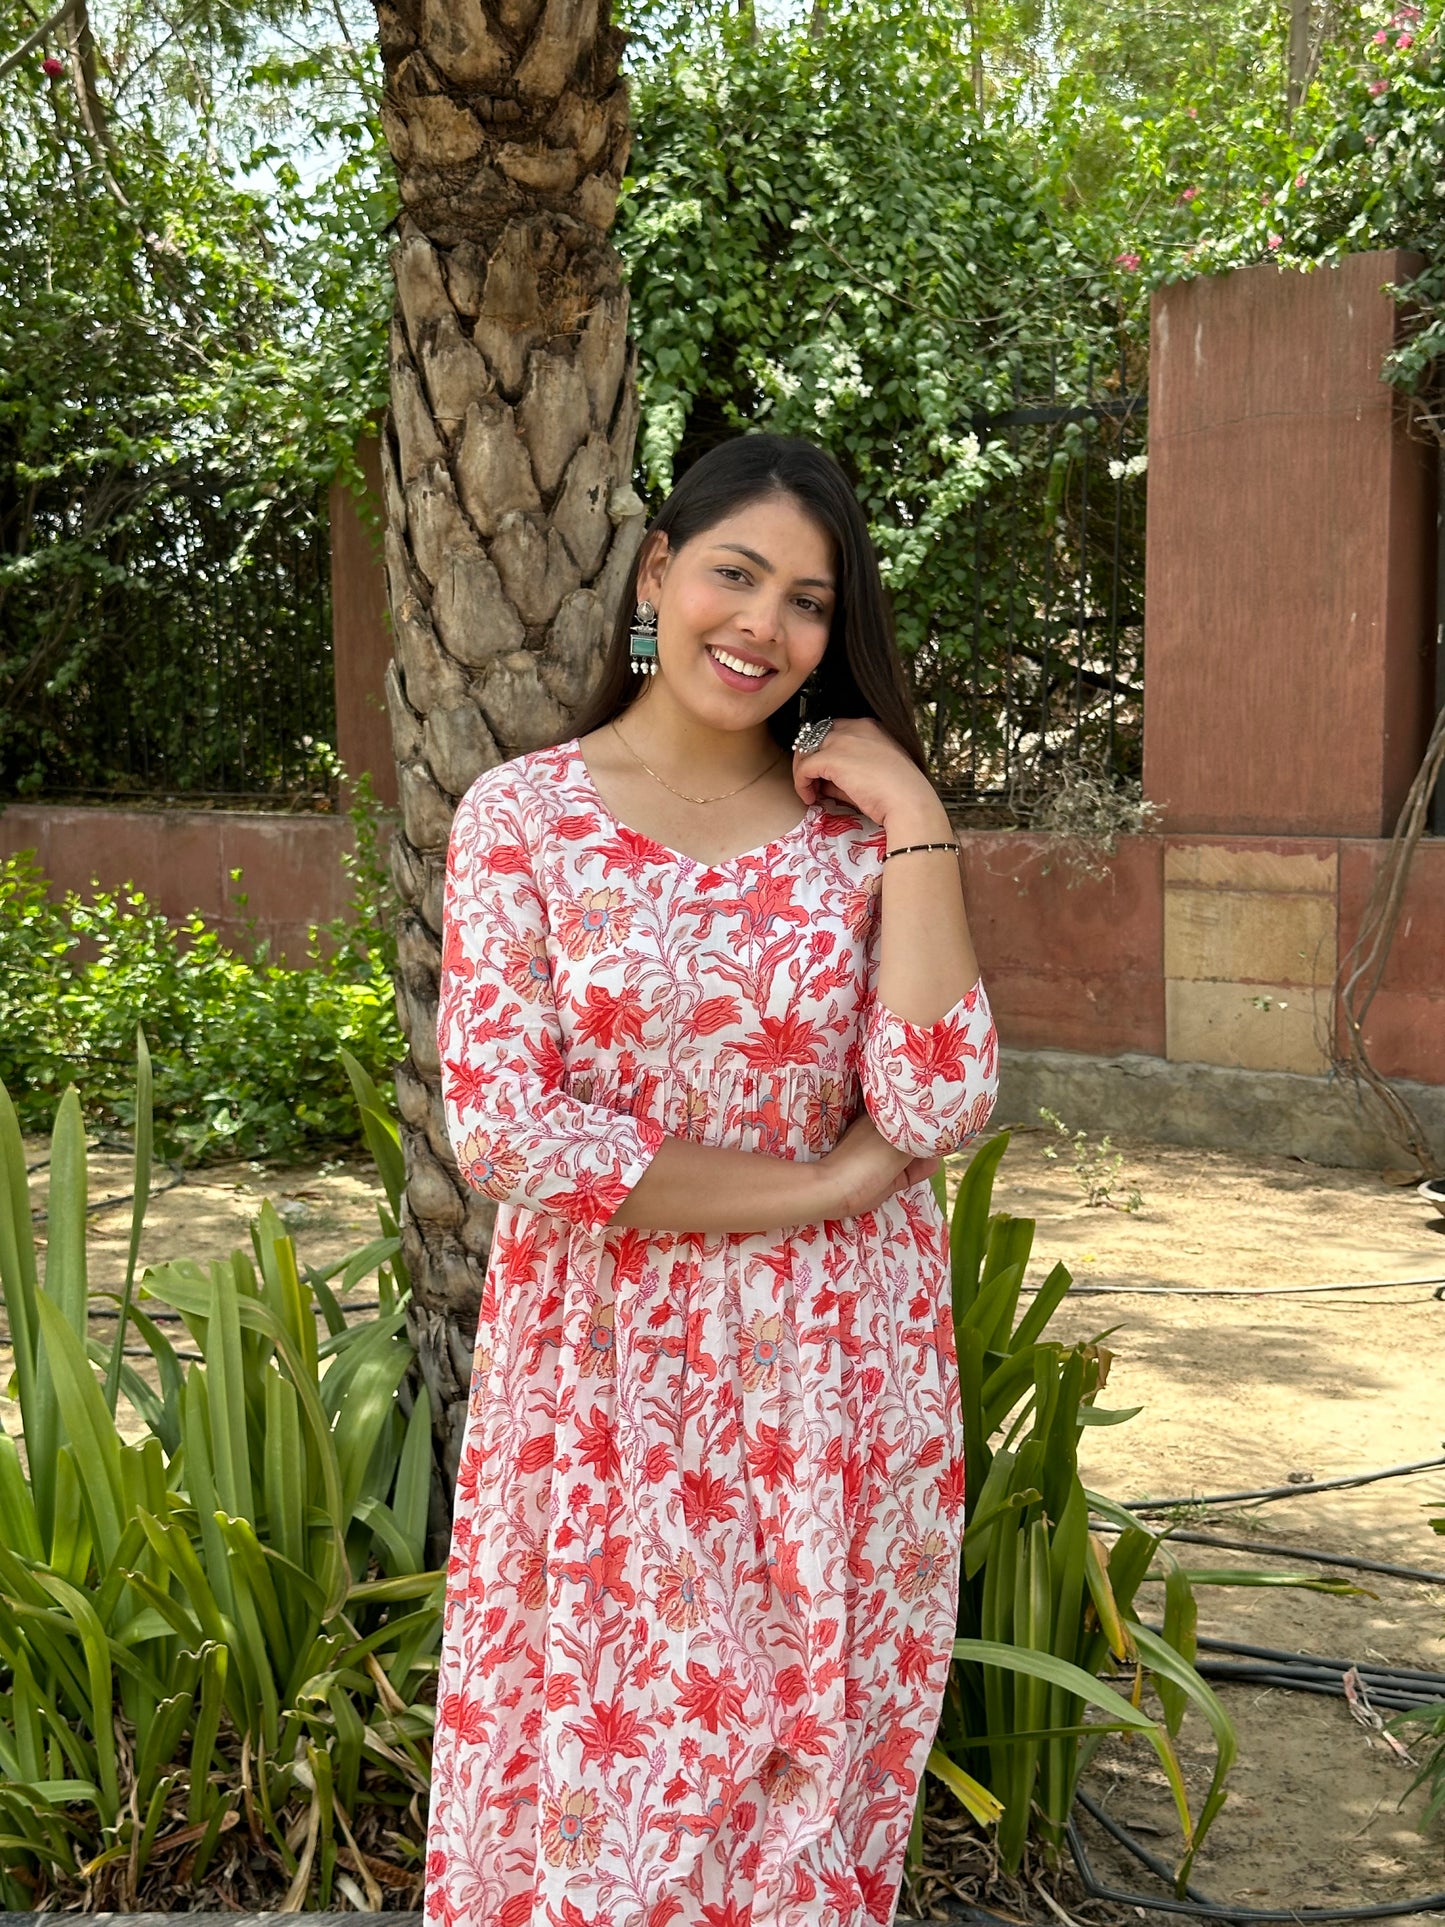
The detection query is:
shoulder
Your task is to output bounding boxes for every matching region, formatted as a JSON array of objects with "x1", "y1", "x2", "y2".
[
  {"x1": 453, "y1": 741, "x2": 571, "y2": 840},
  {"x1": 448, "y1": 746, "x2": 570, "y2": 878}
]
